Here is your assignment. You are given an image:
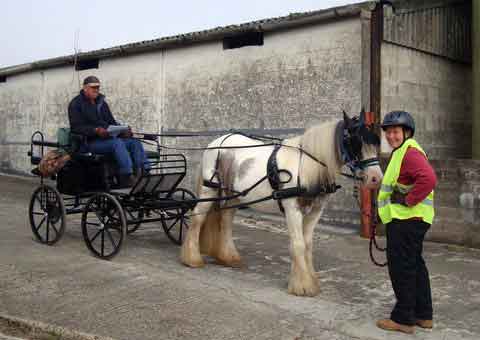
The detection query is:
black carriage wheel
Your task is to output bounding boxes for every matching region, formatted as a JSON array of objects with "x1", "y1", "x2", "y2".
[
  {"x1": 161, "y1": 188, "x2": 196, "y2": 245},
  {"x1": 81, "y1": 193, "x2": 126, "y2": 260},
  {"x1": 125, "y1": 206, "x2": 144, "y2": 235},
  {"x1": 29, "y1": 185, "x2": 66, "y2": 245}
]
